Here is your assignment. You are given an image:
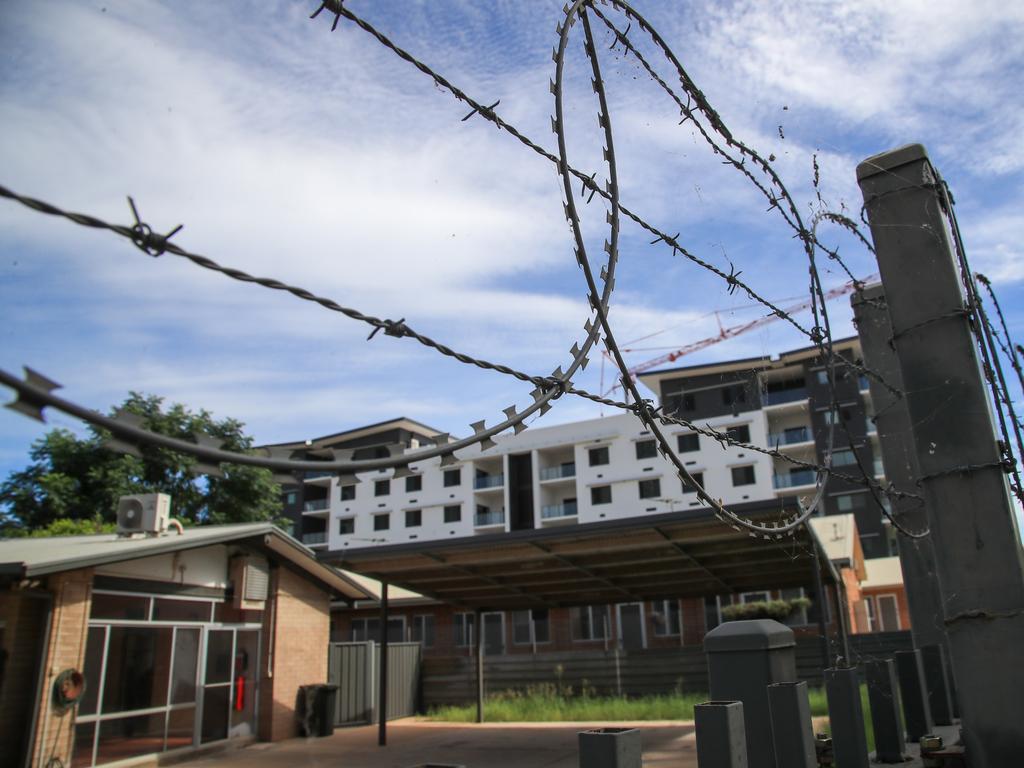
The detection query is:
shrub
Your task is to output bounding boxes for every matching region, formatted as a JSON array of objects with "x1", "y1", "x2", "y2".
[{"x1": 720, "y1": 596, "x2": 811, "y2": 622}]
